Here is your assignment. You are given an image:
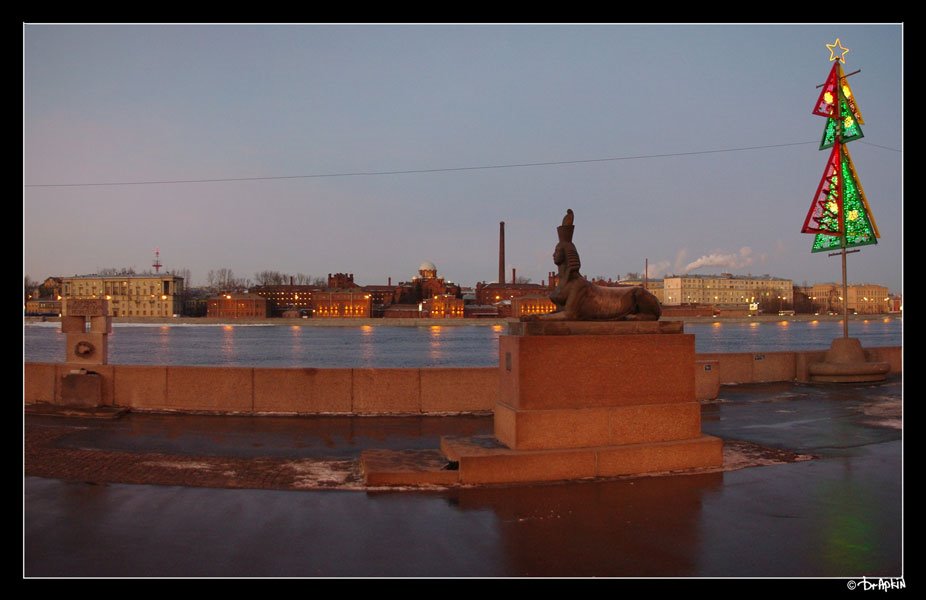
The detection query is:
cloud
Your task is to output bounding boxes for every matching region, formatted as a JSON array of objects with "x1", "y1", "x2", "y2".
[{"x1": 682, "y1": 246, "x2": 754, "y2": 273}]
